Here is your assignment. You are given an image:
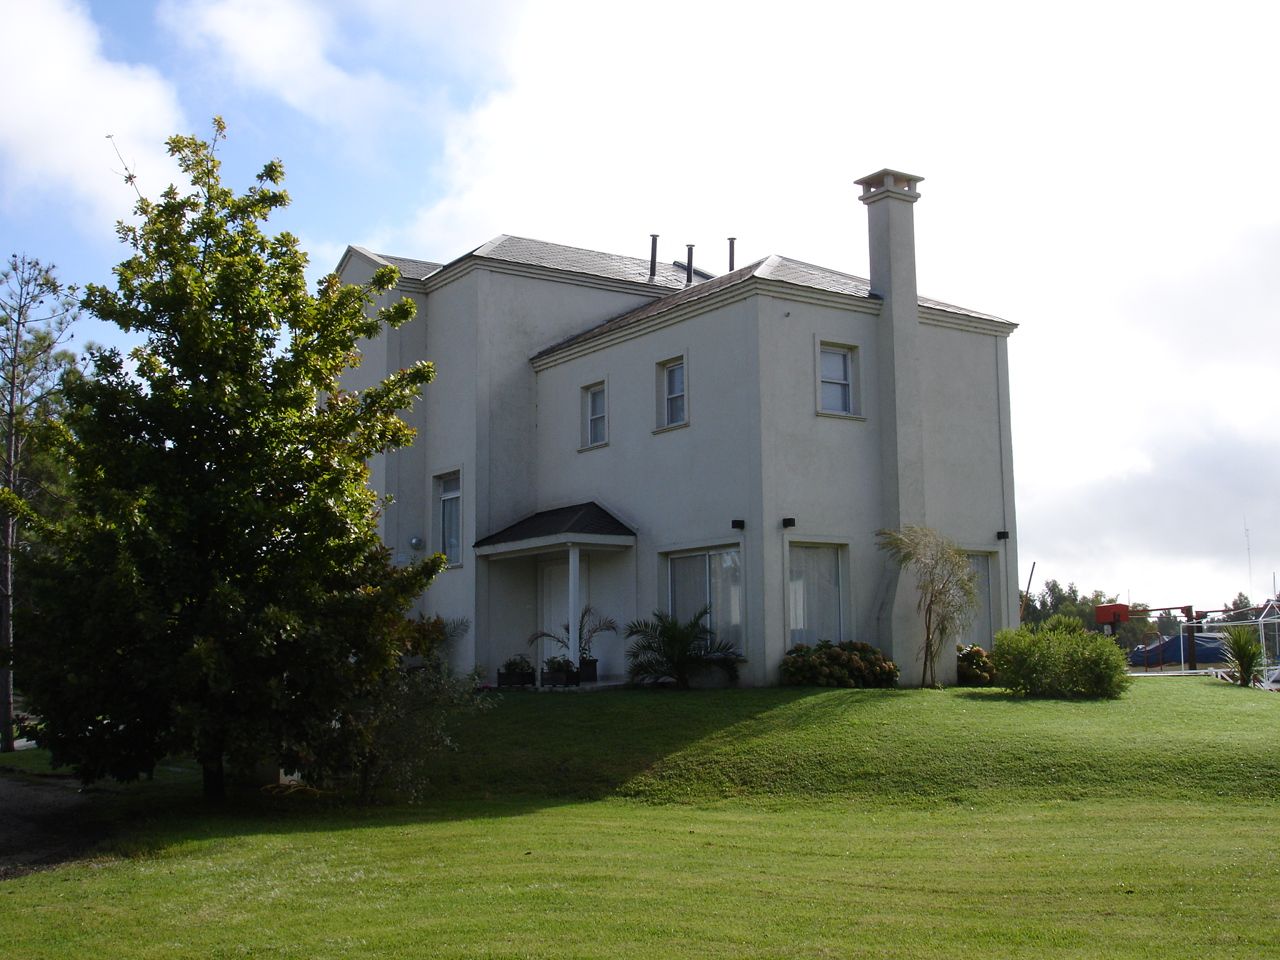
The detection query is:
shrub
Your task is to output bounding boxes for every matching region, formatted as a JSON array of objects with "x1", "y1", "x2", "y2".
[
  {"x1": 779, "y1": 641, "x2": 899, "y2": 688},
  {"x1": 625, "y1": 606, "x2": 744, "y2": 689},
  {"x1": 500, "y1": 653, "x2": 534, "y2": 674},
  {"x1": 956, "y1": 644, "x2": 996, "y2": 686},
  {"x1": 1222, "y1": 625, "x2": 1264, "y2": 687},
  {"x1": 542, "y1": 655, "x2": 577, "y2": 674},
  {"x1": 993, "y1": 616, "x2": 1131, "y2": 699}
]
